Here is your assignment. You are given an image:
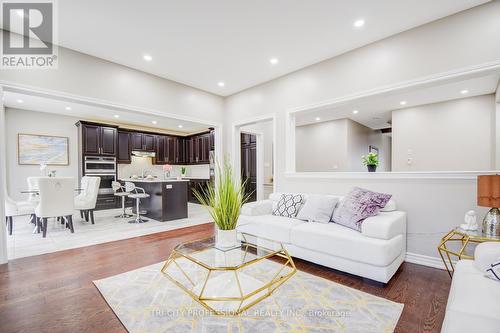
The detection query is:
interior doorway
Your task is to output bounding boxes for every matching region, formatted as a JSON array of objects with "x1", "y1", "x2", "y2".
[{"x1": 240, "y1": 132, "x2": 257, "y2": 202}]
